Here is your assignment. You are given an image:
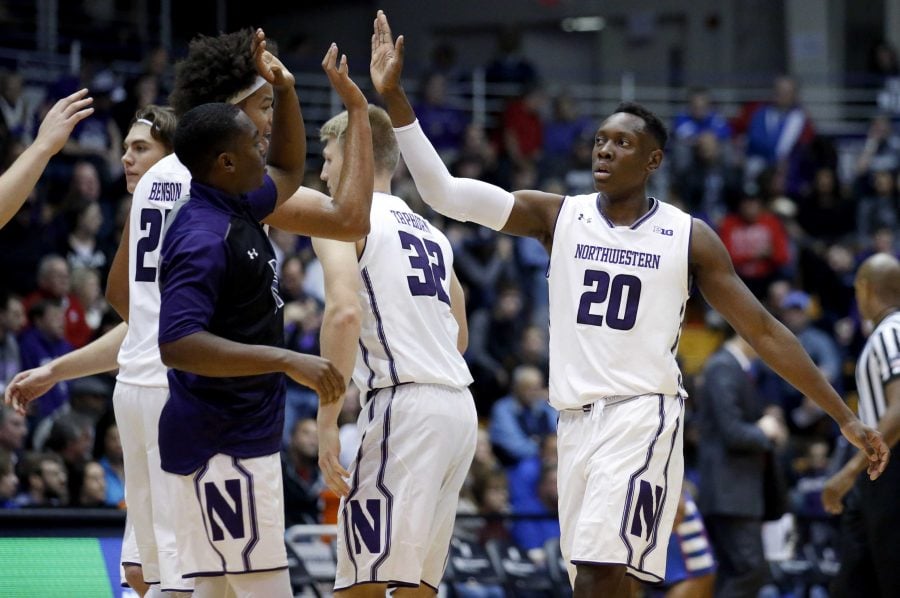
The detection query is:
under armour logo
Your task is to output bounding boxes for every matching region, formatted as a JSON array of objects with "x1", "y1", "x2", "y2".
[
  {"x1": 247, "y1": 248, "x2": 258, "y2": 259},
  {"x1": 578, "y1": 213, "x2": 592, "y2": 223}
]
